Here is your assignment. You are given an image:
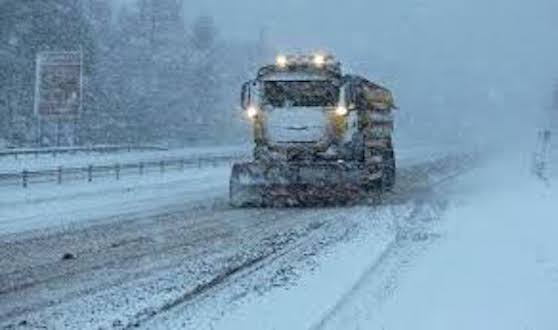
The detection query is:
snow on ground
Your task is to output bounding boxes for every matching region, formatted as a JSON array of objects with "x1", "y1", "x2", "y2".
[
  {"x1": 205, "y1": 206, "x2": 404, "y2": 330},
  {"x1": 0, "y1": 145, "x2": 252, "y2": 236},
  {"x1": 137, "y1": 149, "x2": 464, "y2": 329},
  {"x1": 0, "y1": 165, "x2": 230, "y2": 236},
  {"x1": 320, "y1": 151, "x2": 558, "y2": 330},
  {"x1": 0, "y1": 143, "x2": 481, "y2": 330},
  {"x1": 79, "y1": 142, "x2": 558, "y2": 330}
]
